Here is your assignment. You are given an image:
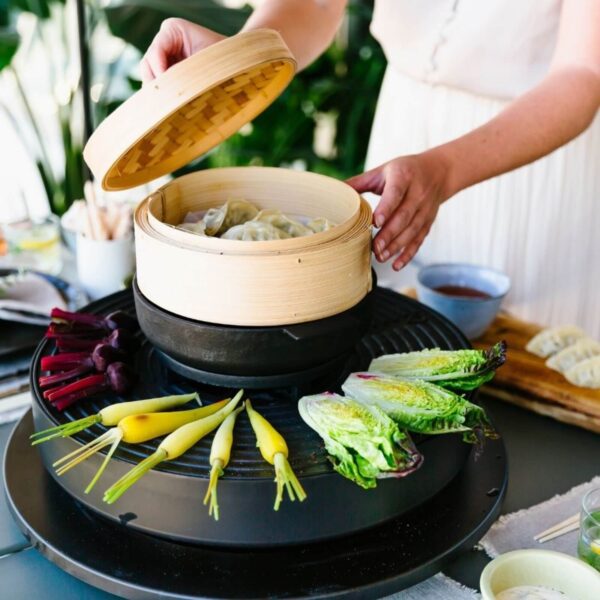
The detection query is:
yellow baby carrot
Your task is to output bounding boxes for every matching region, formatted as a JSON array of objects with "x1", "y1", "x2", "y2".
[
  {"x1": 30, "y1": 393, "x2": 199, "y2": 445},
  {"x1": 246, "y1": 400, "x2": 306, "y2": 510},
  {"x1": 53, "y1": 397, "x2": 230, "y2": 493},
  {"x1": 103, "y1": 391, "x2": 243, "y2": 505},
  {"x1": 203, "y1": 403, "x2": 245, "y2": 521}
]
